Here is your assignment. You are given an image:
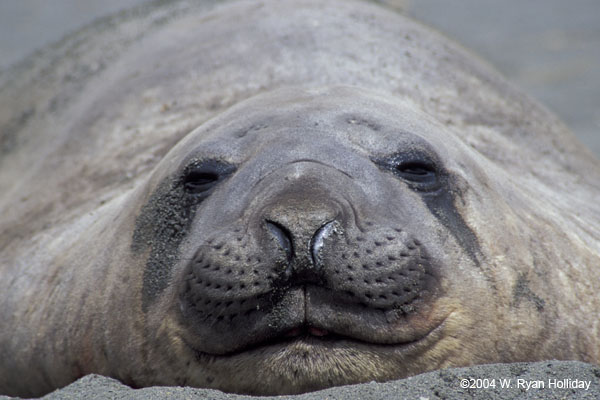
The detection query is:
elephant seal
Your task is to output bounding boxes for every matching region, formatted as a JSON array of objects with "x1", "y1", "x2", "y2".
[{"x1": 1, "y1": 0, "x2": 599, "y2": 397}]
